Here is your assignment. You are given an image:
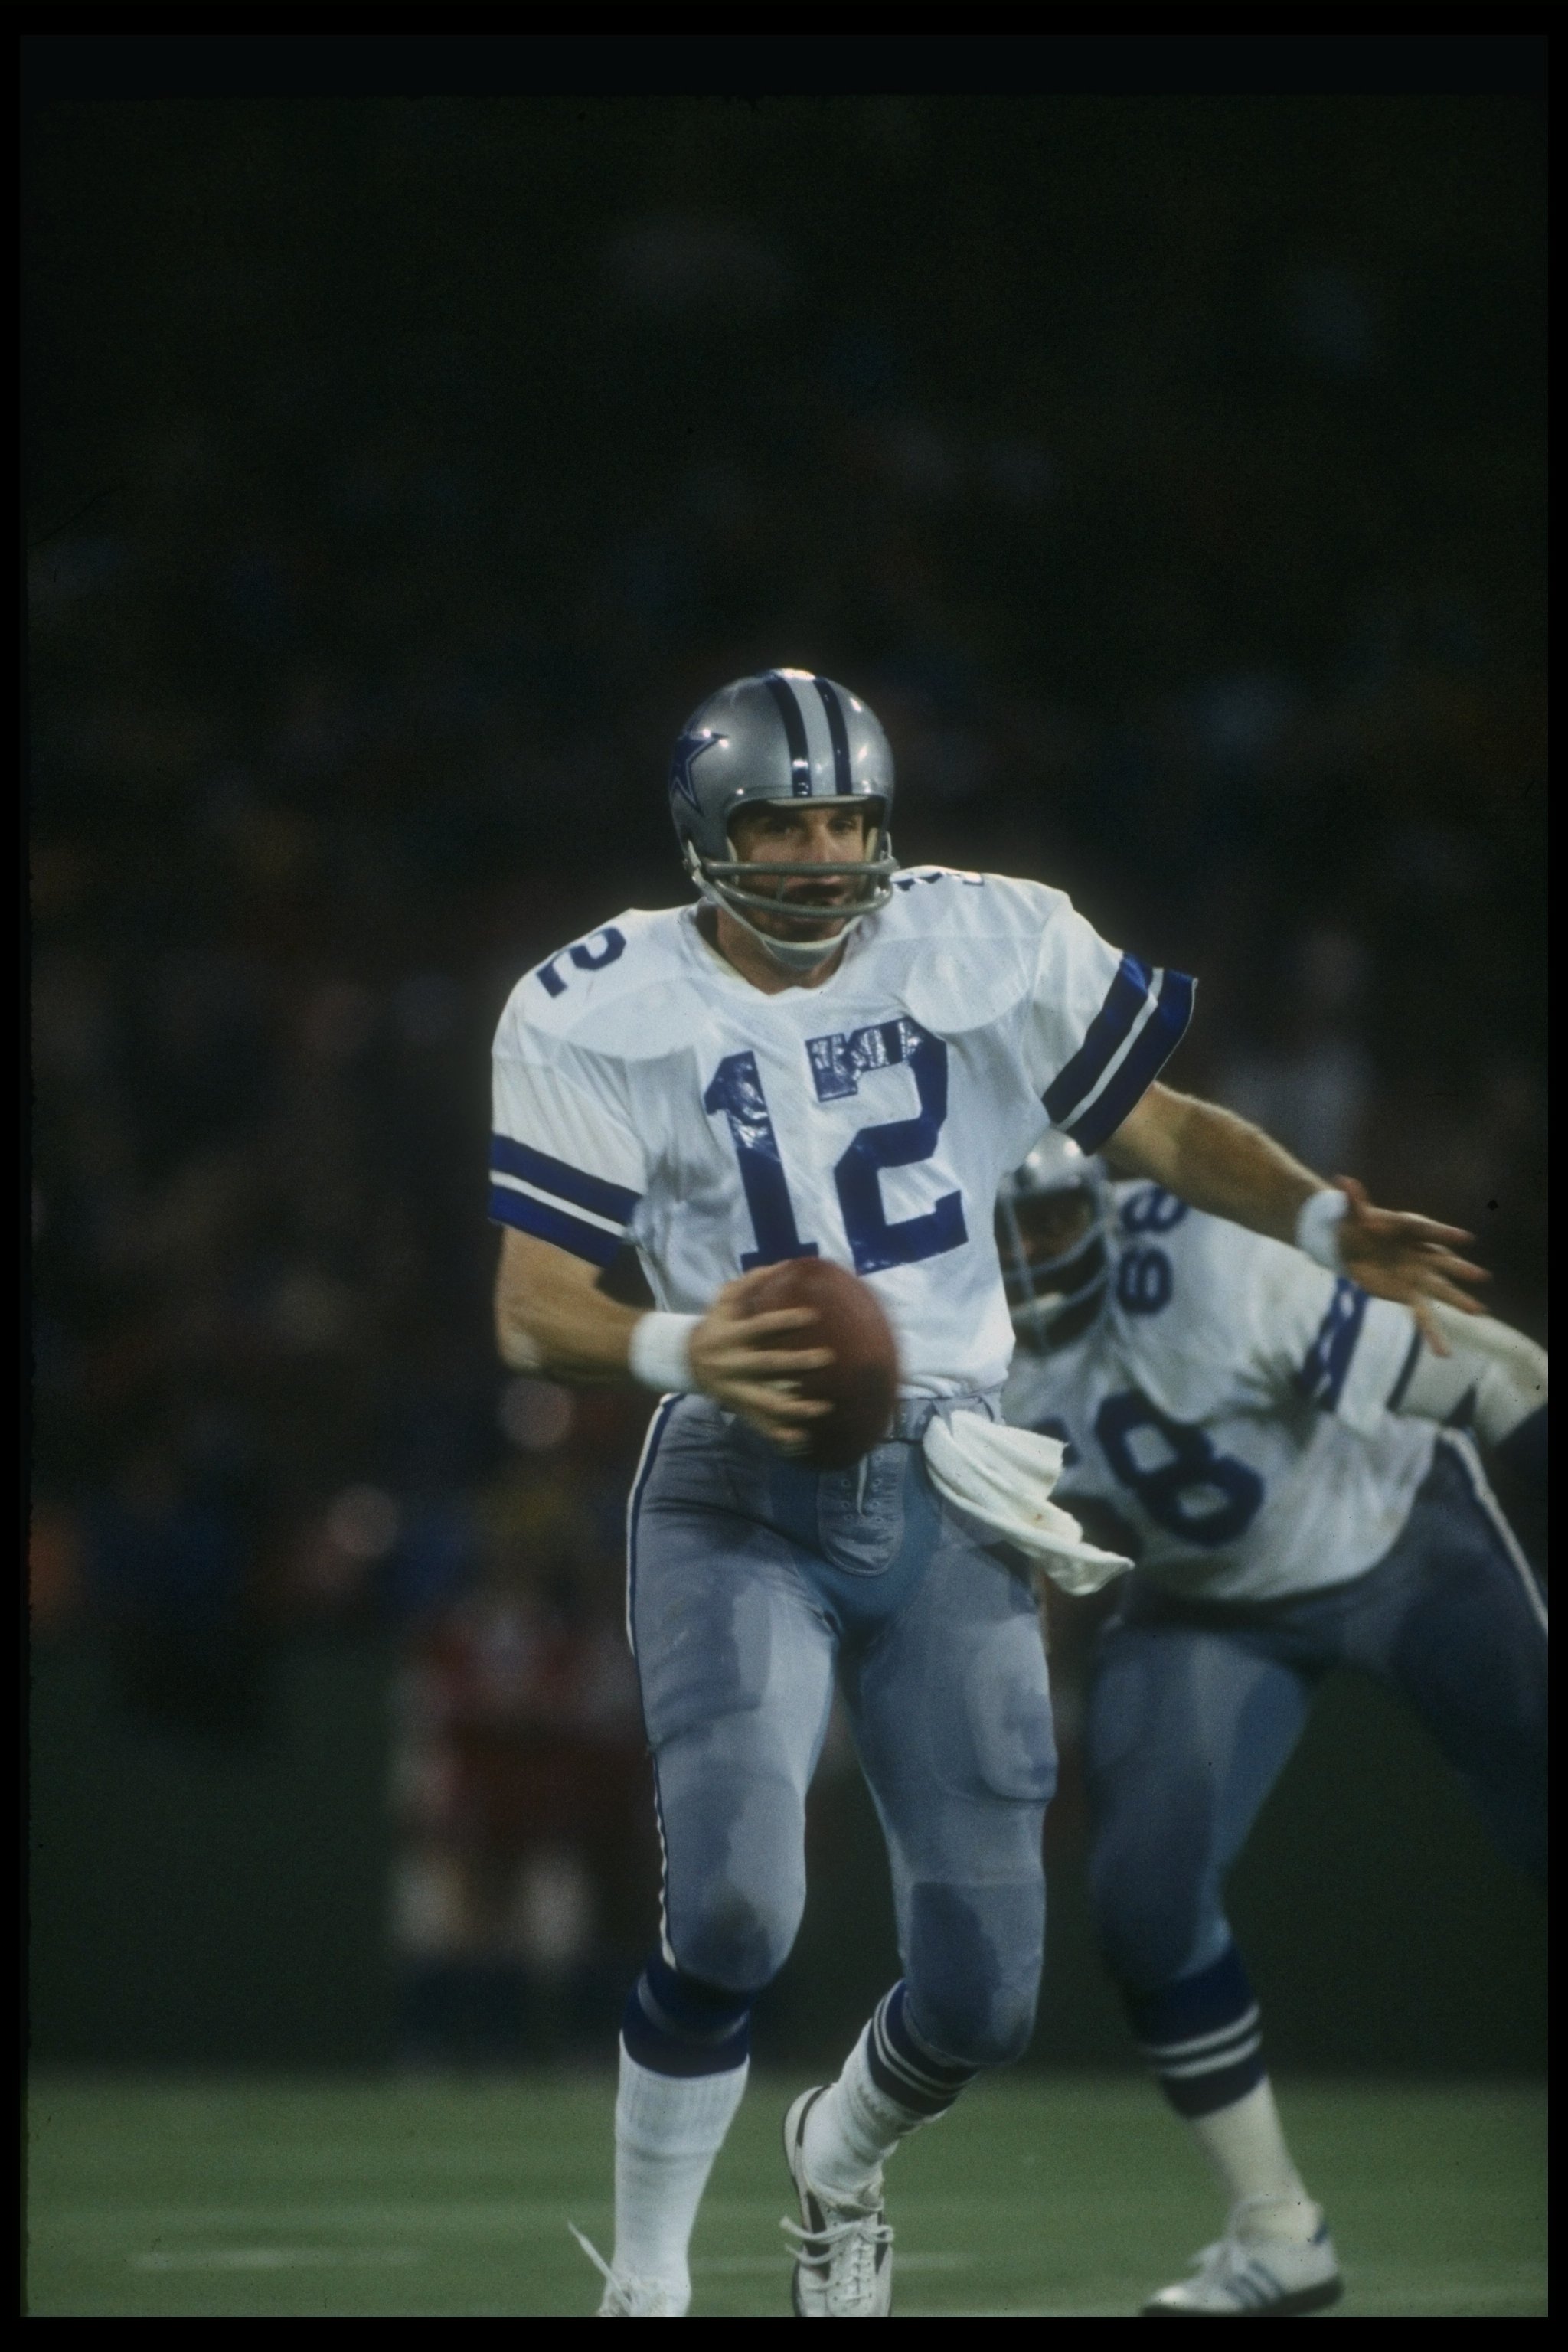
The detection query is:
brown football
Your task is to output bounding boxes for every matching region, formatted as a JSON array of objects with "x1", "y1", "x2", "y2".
[{"x1": 740, "y1": 1257, "x2": 900, "y2": 1470}]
